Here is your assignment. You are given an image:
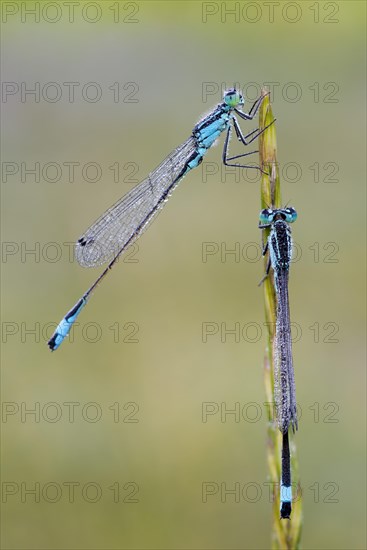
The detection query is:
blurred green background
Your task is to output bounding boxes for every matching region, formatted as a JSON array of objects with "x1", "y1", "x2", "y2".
[{"x1": 1, "y1": 1, "x2": 366, "y2": 548}]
